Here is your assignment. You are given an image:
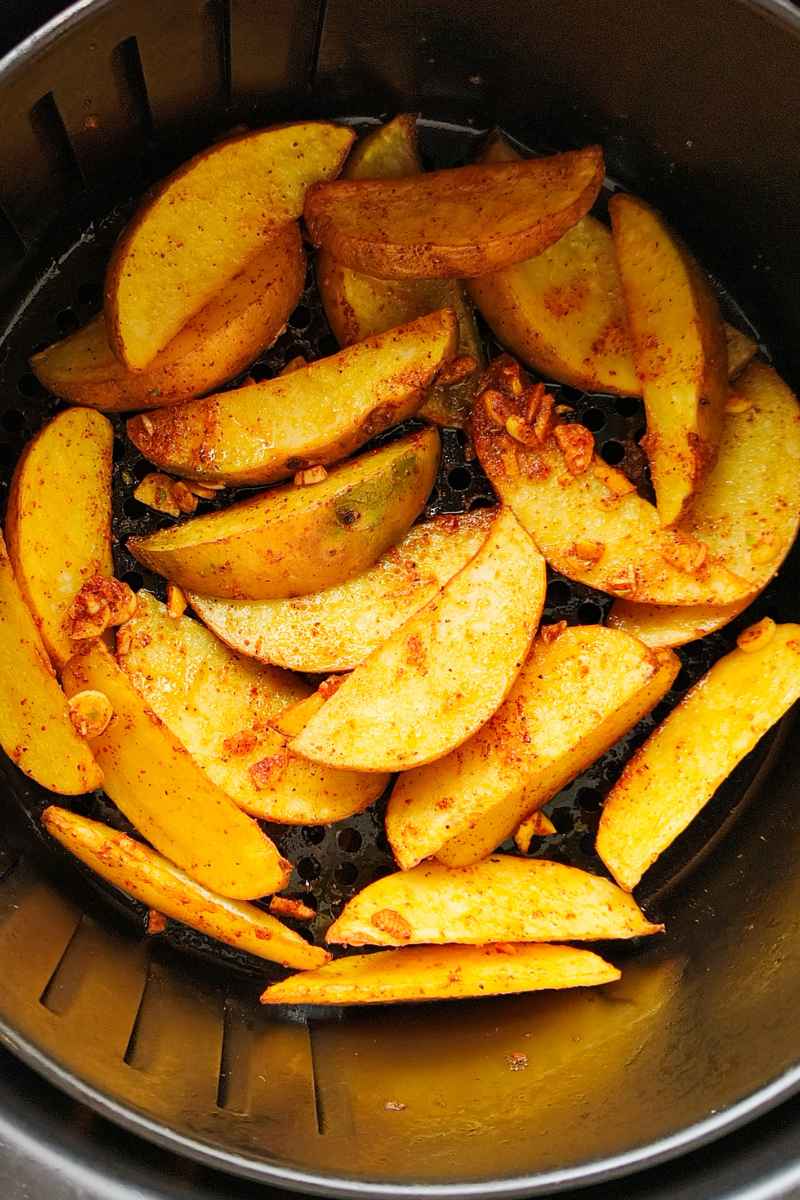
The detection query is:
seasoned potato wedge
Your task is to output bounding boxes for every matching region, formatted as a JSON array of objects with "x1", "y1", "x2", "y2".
[
  {"x1": 388, "y1": 626, "x2": 678, "y2": 870},
  {"x1": 128, "y1": 428, "x2": 439, "y2": 600},
  {"x1": 43, "y1": 807, "x2": 328, "y2": 969},
  {"x1": 106, "y1": 122, "x2": 354, "y2": 370},
  {"x1": 61, "y1": 641, "x2": 289, "y2": 898},
  {"x1": 515, "y1": 811, "x2": 557, "y2": 853},
  {"x1": 190, "y1": 510, "x2": 494, "y2": 673},
  {"x1": 597, "y1": 621, "x2": 800, "y2": 891},
  {"x1": 119, "y1": 592, "x2": 387, "y2": 824},
  {"x1": 326, "y1": 855, "x2": 662, "y2": 946},
  {"x1": 607, "y1": 597, "x2": 752, "y2": 649},
  {"x1": 261, "y1": 943, "x2": 619, "y2": 1006},
  {"x1": 292, "y1": 508, "x2": 544, "y2": 772},
  {"x1": 610, "y1": 193, "x2": 728, "y2": 526},
  {"x1": 32, "y1": 227, "x2": 304, "y2": 411},
  {"x1": 127, "y1": 309, "x2": 456, "y2": 486},
  {"x1": 6, "y1": 407, "x2": 113, "y2": 667},
  {"x1": 305, "y1": 145, "x2": 605, "y2": 280},
  {"x1": 0, "y1": 533, "x2": 102, "y2": 794},
  {"x1": 472, "y1": 360, "x2": 747, "y2": 605},
  {"x1": 317, "y1": 116, "x2": 483, "y2": 427}
]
